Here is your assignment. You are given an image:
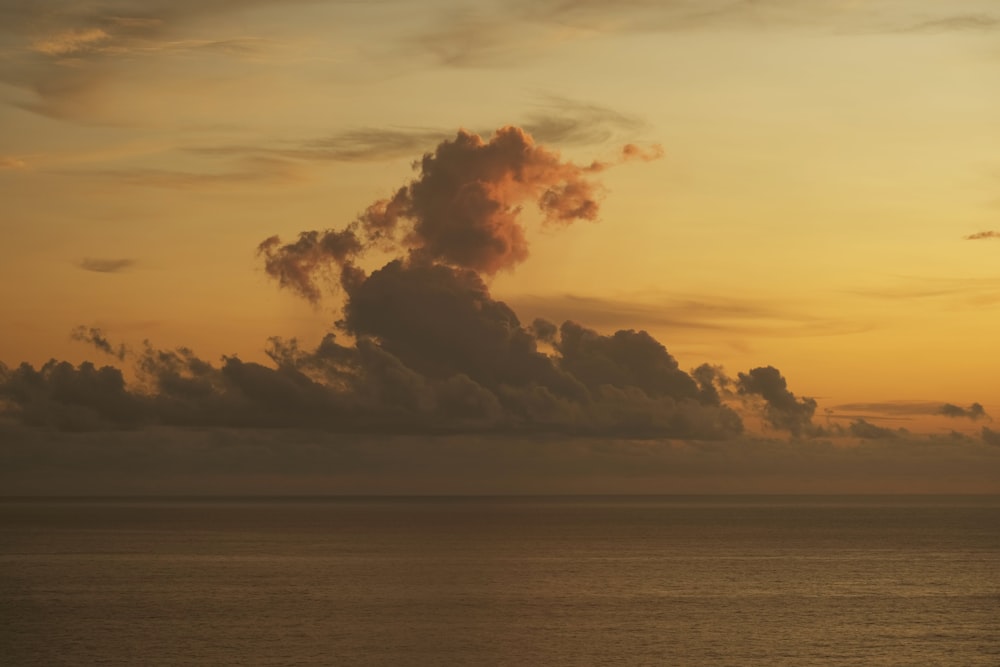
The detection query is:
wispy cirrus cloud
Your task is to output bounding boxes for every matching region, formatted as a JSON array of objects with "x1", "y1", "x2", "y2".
[
  {"x1": 403, "y1": 0, "x2": 1000, "y2": 68},
  {"x1": 506, "y1": 292, "x2": 869, "y2": 339},
  {"x1": 99, "y1": 157, "x2": 303, "y2": 189},
  {"x1": 849, "y1": 275, "x2": 1000, "y2": 304},
  {"x1": 897, "y1": 14, "x2": 1000, "y2": 33},
  {"x1": 188, "y1": 97, "x2": 648, "y2": 164},
  {"x1": 30, "y1": 28, "x2": 112, "y2": 56},
  {"x1": 0, "y1": 0, "x2": 315, "y2": 121}
]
